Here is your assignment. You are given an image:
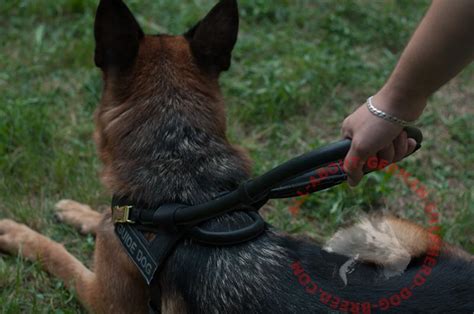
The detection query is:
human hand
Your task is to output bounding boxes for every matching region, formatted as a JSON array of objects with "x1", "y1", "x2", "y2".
[{"x1": 341, "y1": 99, "x2": 418, "y2": 186}]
